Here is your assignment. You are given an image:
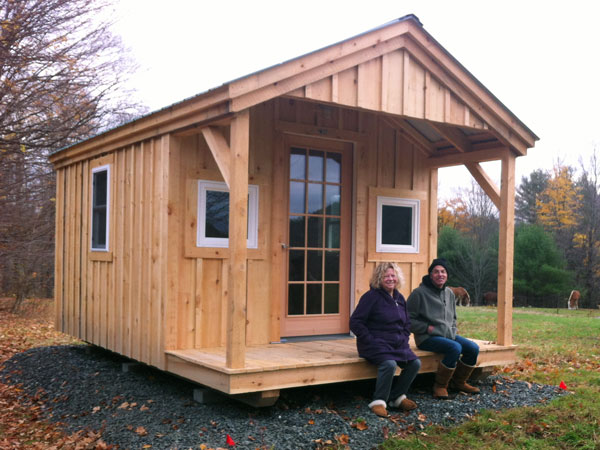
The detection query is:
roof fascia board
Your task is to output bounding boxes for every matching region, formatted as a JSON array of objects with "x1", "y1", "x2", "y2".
[
  {"x1": 403, "y1": 36, "x2": 528, "y2": 155},
  {"x1": 49, "y1": 86, "x2": 230, "y2": 166},
  {"x1": 227, "y1": 19, "x2": 414, "y2": 99},
  {"x1": 402, "y1": 23, "x2": 537, "y2": 149},
  {"x1": 229, "y1": 35, "x2": 408, "y2": 112},
  {"x1": 51, "y1": 104, "x2": 232, "y2": 169}
]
